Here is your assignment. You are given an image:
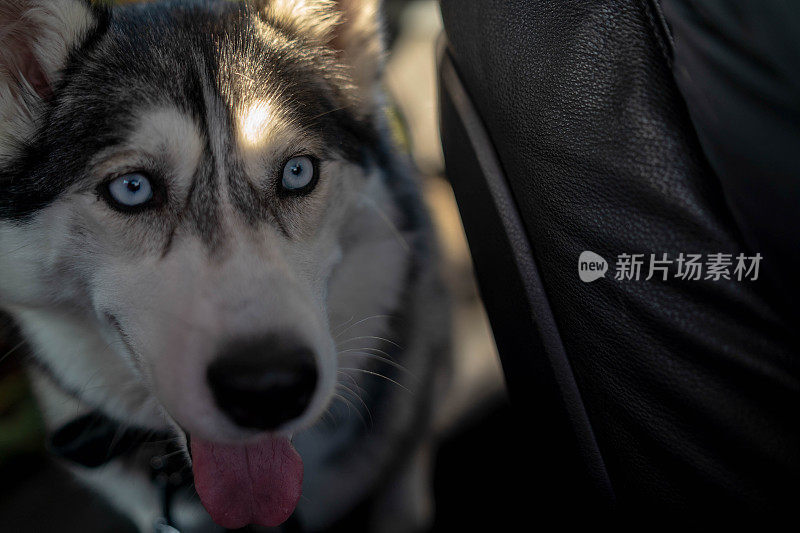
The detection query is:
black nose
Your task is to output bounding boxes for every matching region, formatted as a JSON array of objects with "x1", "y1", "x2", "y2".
[{"x1": 208, "y1": 336, "x2": 318, "y2": 431}]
